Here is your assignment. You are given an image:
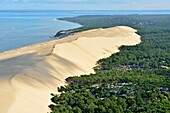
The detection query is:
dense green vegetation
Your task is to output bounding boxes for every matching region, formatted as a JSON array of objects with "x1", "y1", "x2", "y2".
[{"x1": 49, "y1": 15, "x2": 170, "y2": 113}]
